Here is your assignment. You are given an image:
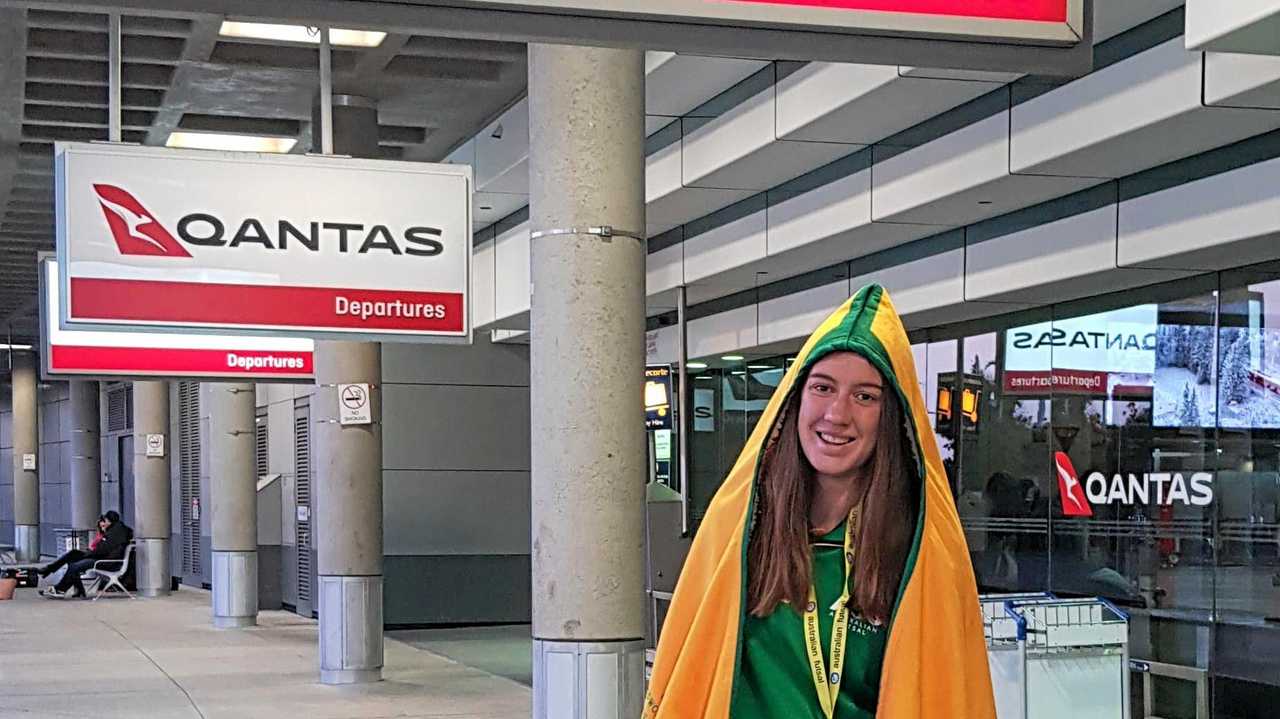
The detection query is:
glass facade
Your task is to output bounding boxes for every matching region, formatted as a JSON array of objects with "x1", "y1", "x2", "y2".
[{"x1": 678, "y1": 263, "x2": 1280, "y2": 717}]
